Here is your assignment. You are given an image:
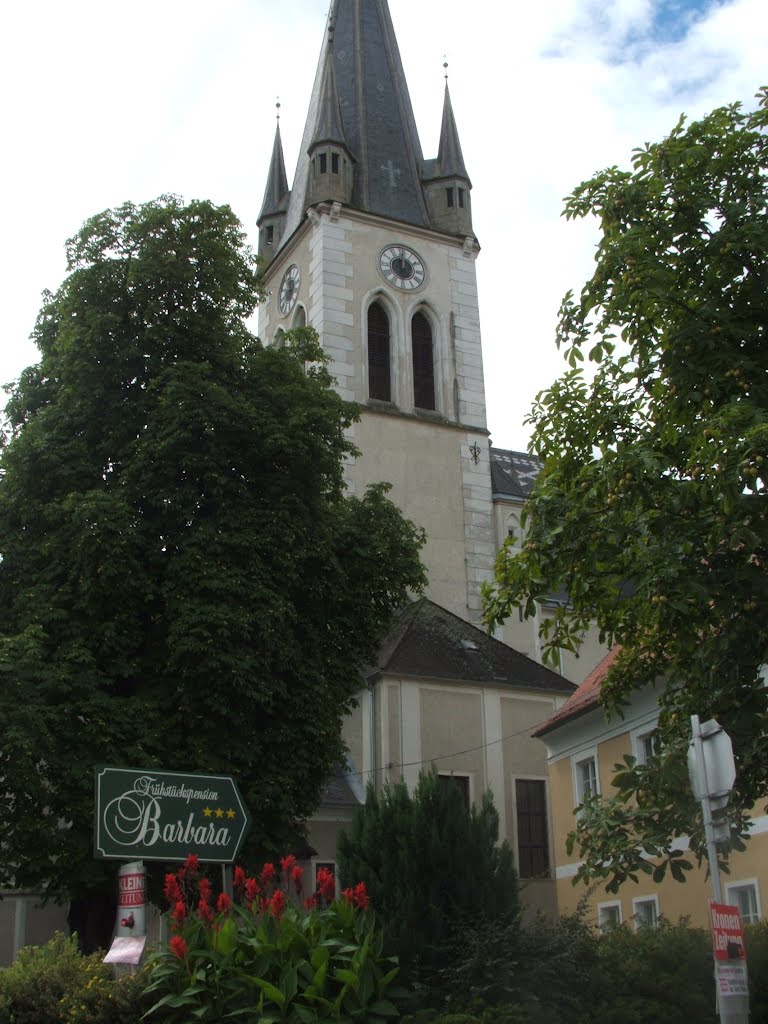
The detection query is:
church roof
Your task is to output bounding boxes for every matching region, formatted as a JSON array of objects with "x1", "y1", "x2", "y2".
[
  {"x1": 309, "y1": 43, "x2": 350, "y2": 154},
  {"x1": 278, "y1": 0, "x2": 445, "y2": 247},
  {"x1": 373, "y1": 598, "x2": 575, "y2": 694},
  {"x1": 490, "y1": 448, "x2": 542, "y2": 499},
  {"x1": 258, "y1": 122, "x2": 290, "y2": 223}
]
